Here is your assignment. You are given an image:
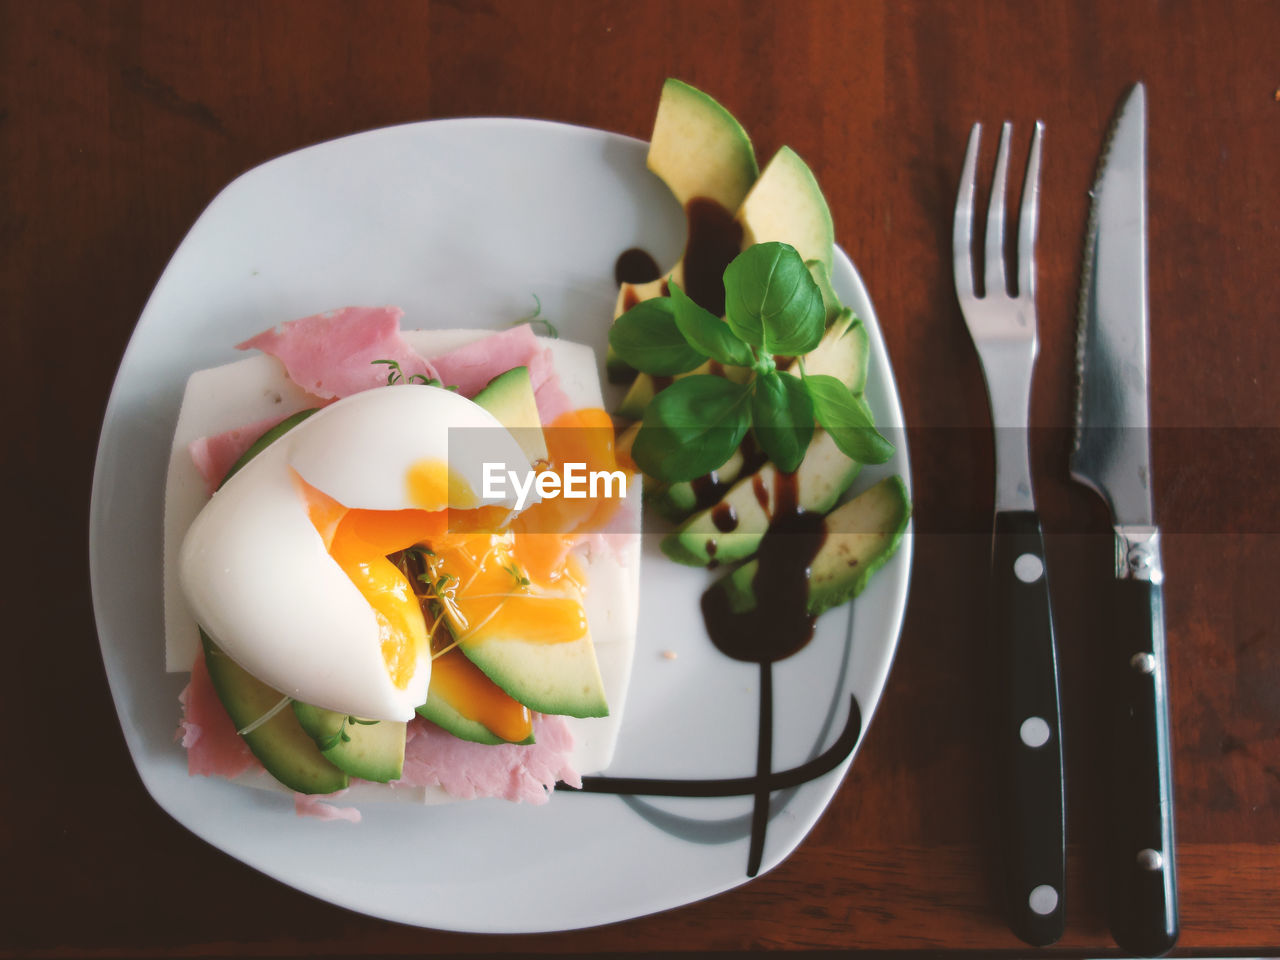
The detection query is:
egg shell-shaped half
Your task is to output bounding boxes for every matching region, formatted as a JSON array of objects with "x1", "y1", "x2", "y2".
[
  {"x1": 178, "y1": 385, "x2": 531, "y2": 721},
  {"x1": 288, "y1": 384, "x2": 533, "y2": 512}
]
